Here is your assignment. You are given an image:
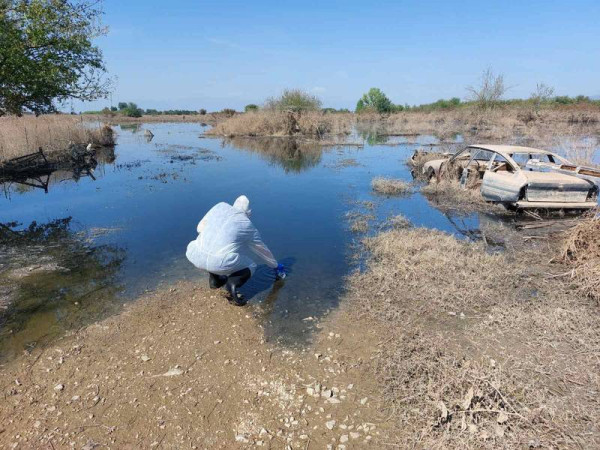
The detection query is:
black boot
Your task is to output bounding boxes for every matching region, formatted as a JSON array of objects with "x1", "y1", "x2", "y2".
[{"x1": 226, "y1": 282, "x2": 247, "y2": 306}]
